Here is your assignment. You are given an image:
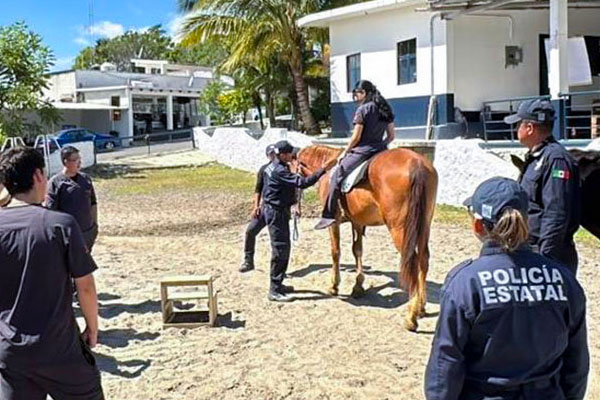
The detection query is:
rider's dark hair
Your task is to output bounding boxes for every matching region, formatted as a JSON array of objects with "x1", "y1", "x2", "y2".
[{"x1": 354, "y1": 80, "x2": 395, "y2": 123}]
